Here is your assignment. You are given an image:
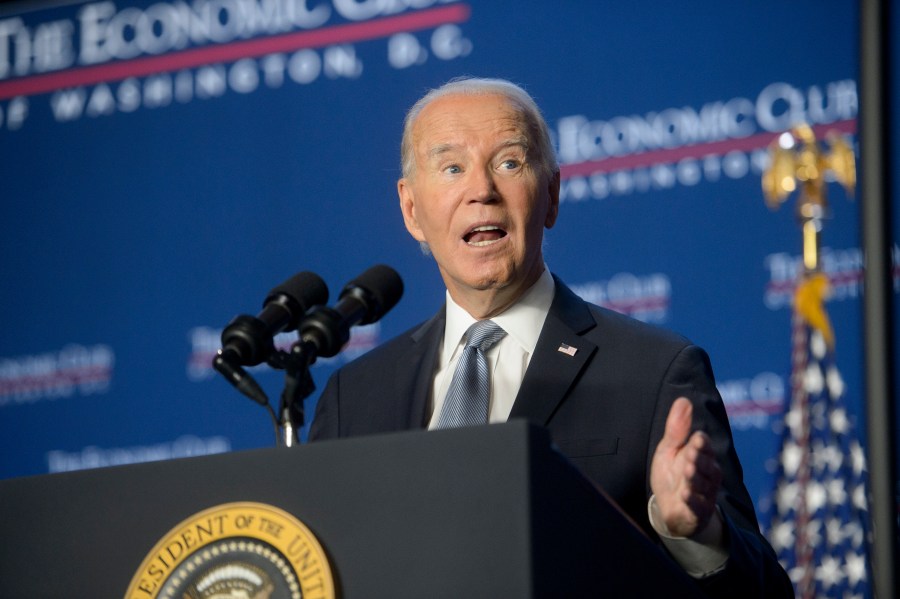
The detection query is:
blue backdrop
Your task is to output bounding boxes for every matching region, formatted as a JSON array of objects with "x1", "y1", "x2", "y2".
[{"x1": 0, "y1": 0, "x2": 872, "y2": 523}]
